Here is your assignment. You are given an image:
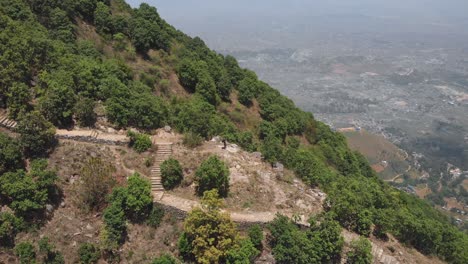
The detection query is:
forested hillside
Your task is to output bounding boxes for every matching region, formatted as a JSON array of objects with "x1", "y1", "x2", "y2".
[{"x1": 0, "y1": 0, "x2": 467, "y2": 263}]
